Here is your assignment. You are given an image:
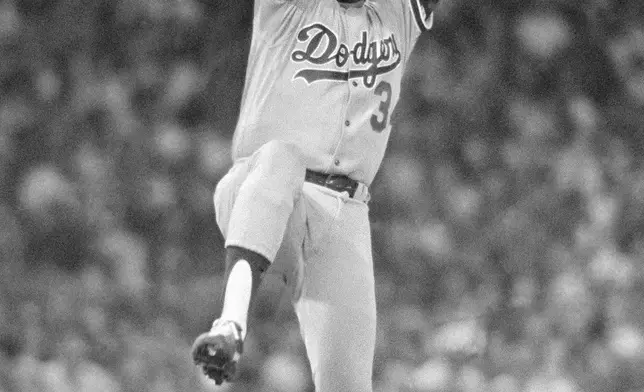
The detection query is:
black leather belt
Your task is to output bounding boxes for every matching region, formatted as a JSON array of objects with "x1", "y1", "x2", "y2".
[{"x1": 305, "y1": 169, "x2": 359, "y2": 198}]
